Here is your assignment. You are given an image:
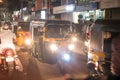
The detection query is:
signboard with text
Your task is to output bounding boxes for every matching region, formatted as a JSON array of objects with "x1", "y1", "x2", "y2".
[{"x1": 53, "y1": 4, "x2": 75, "y2": 14}]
